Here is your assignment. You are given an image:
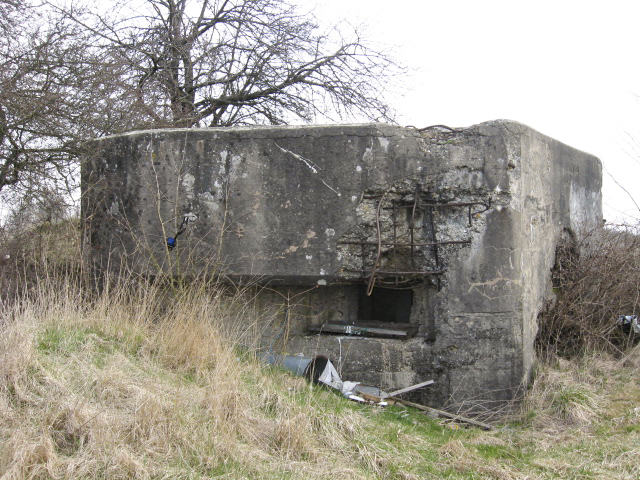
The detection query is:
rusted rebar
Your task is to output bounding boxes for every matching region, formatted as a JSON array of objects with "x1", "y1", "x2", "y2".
[
  {"x1": 366, "y1": 192, "x2": 386, "y2": 296},
  {"x1": 339, "y1": 240, "x2": 470, "y2": 247},
  {"x1": 344, "y1": 269, "x2": 445, "y2": 275}
]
